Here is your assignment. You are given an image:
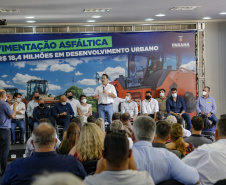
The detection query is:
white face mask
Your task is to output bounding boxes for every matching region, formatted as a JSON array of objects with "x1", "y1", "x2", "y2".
[
  {"x1": 61, "y1": 102, "x2": 67, "y2": 106},
  {"x1": 172, "y1": 93, "x2": 177, "y2": 98},
  {"x1": 17, "y1": 98, "x2": 21, "y2": 103},
  {"x1": 125, "y1": 96, "x2": 130, "y2": 102},
  {"x1": 203, "y1": 91, "x2": 207, "y2": 96},
  {"x1": 160, "y1": 92, "x2": 165, "y2": 97},
  {"x1": 81, "y1": 99, "x2": 87, "y2": 104}
]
